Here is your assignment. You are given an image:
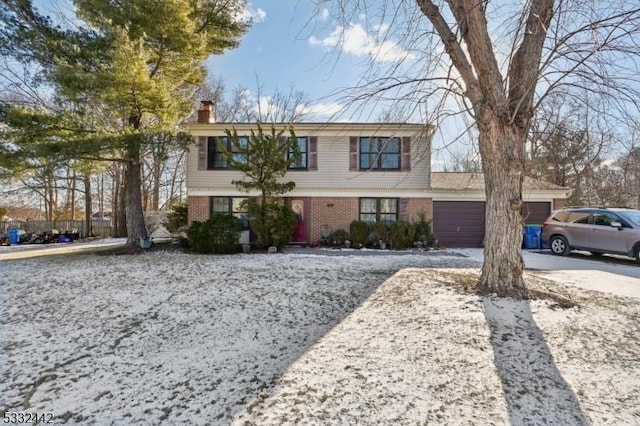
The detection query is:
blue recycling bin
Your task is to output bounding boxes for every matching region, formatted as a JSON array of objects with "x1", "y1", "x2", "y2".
[
  {"x1": 523, "y1": 225, "x2": 542, "y2": 249},
  {"x1": 7, "y1": 228, "x2": 20, "y2": 245}
]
